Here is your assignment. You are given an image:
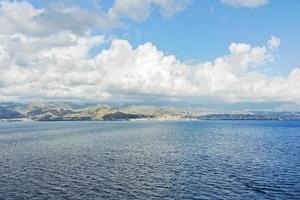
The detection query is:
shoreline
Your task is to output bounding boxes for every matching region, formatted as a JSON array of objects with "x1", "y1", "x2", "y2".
[{"x1": 1, "y1": 118, "x2": 300, "y2": 122}]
